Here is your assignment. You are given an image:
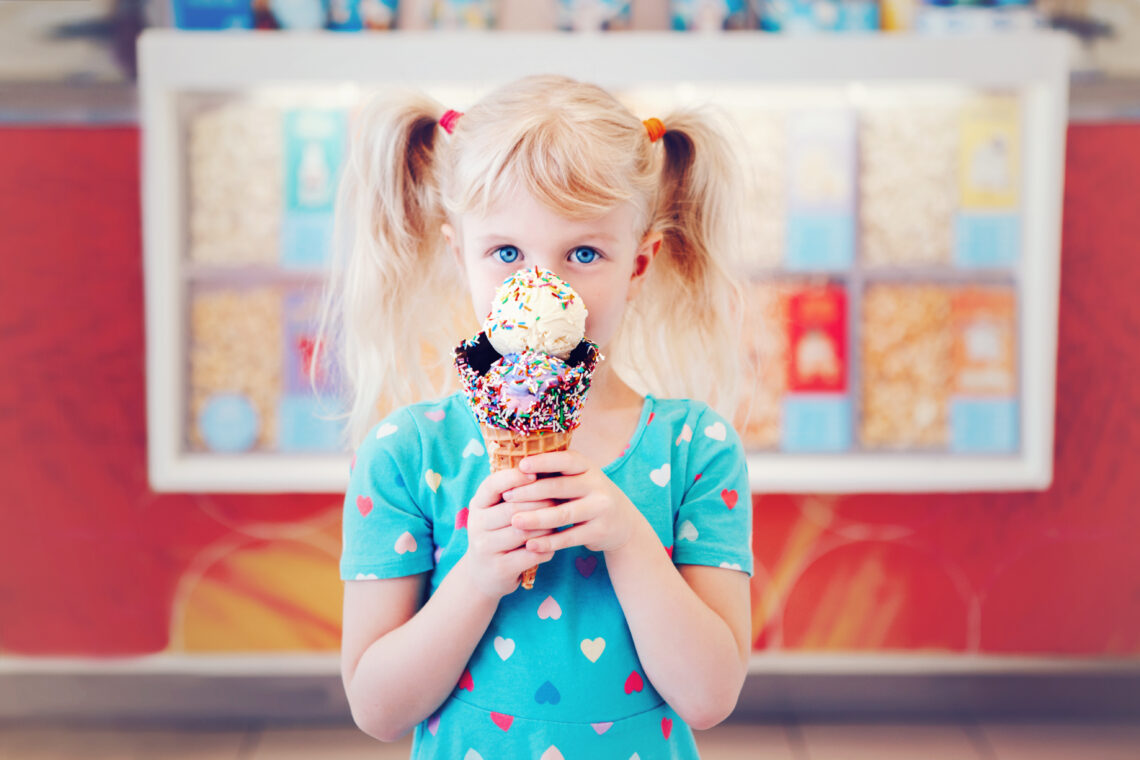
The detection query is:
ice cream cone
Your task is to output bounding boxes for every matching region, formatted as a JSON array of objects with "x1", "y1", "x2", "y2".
[
  {"x1": 480, "y1": 424, "x2": 573, "y2": 589},
  {"x1": 456, "y1": 269, "x2": 603, "y2": 593}
]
